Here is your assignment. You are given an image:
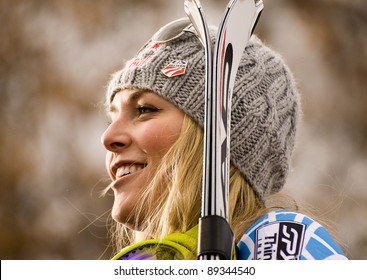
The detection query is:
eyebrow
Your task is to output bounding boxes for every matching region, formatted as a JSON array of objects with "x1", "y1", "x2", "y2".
[
  {"x1": 108, "y1": 89, "x2": 150, "y2": 113},
  {"x1": 129, "y1": 89, "x2": 147, "y2": 102}
]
